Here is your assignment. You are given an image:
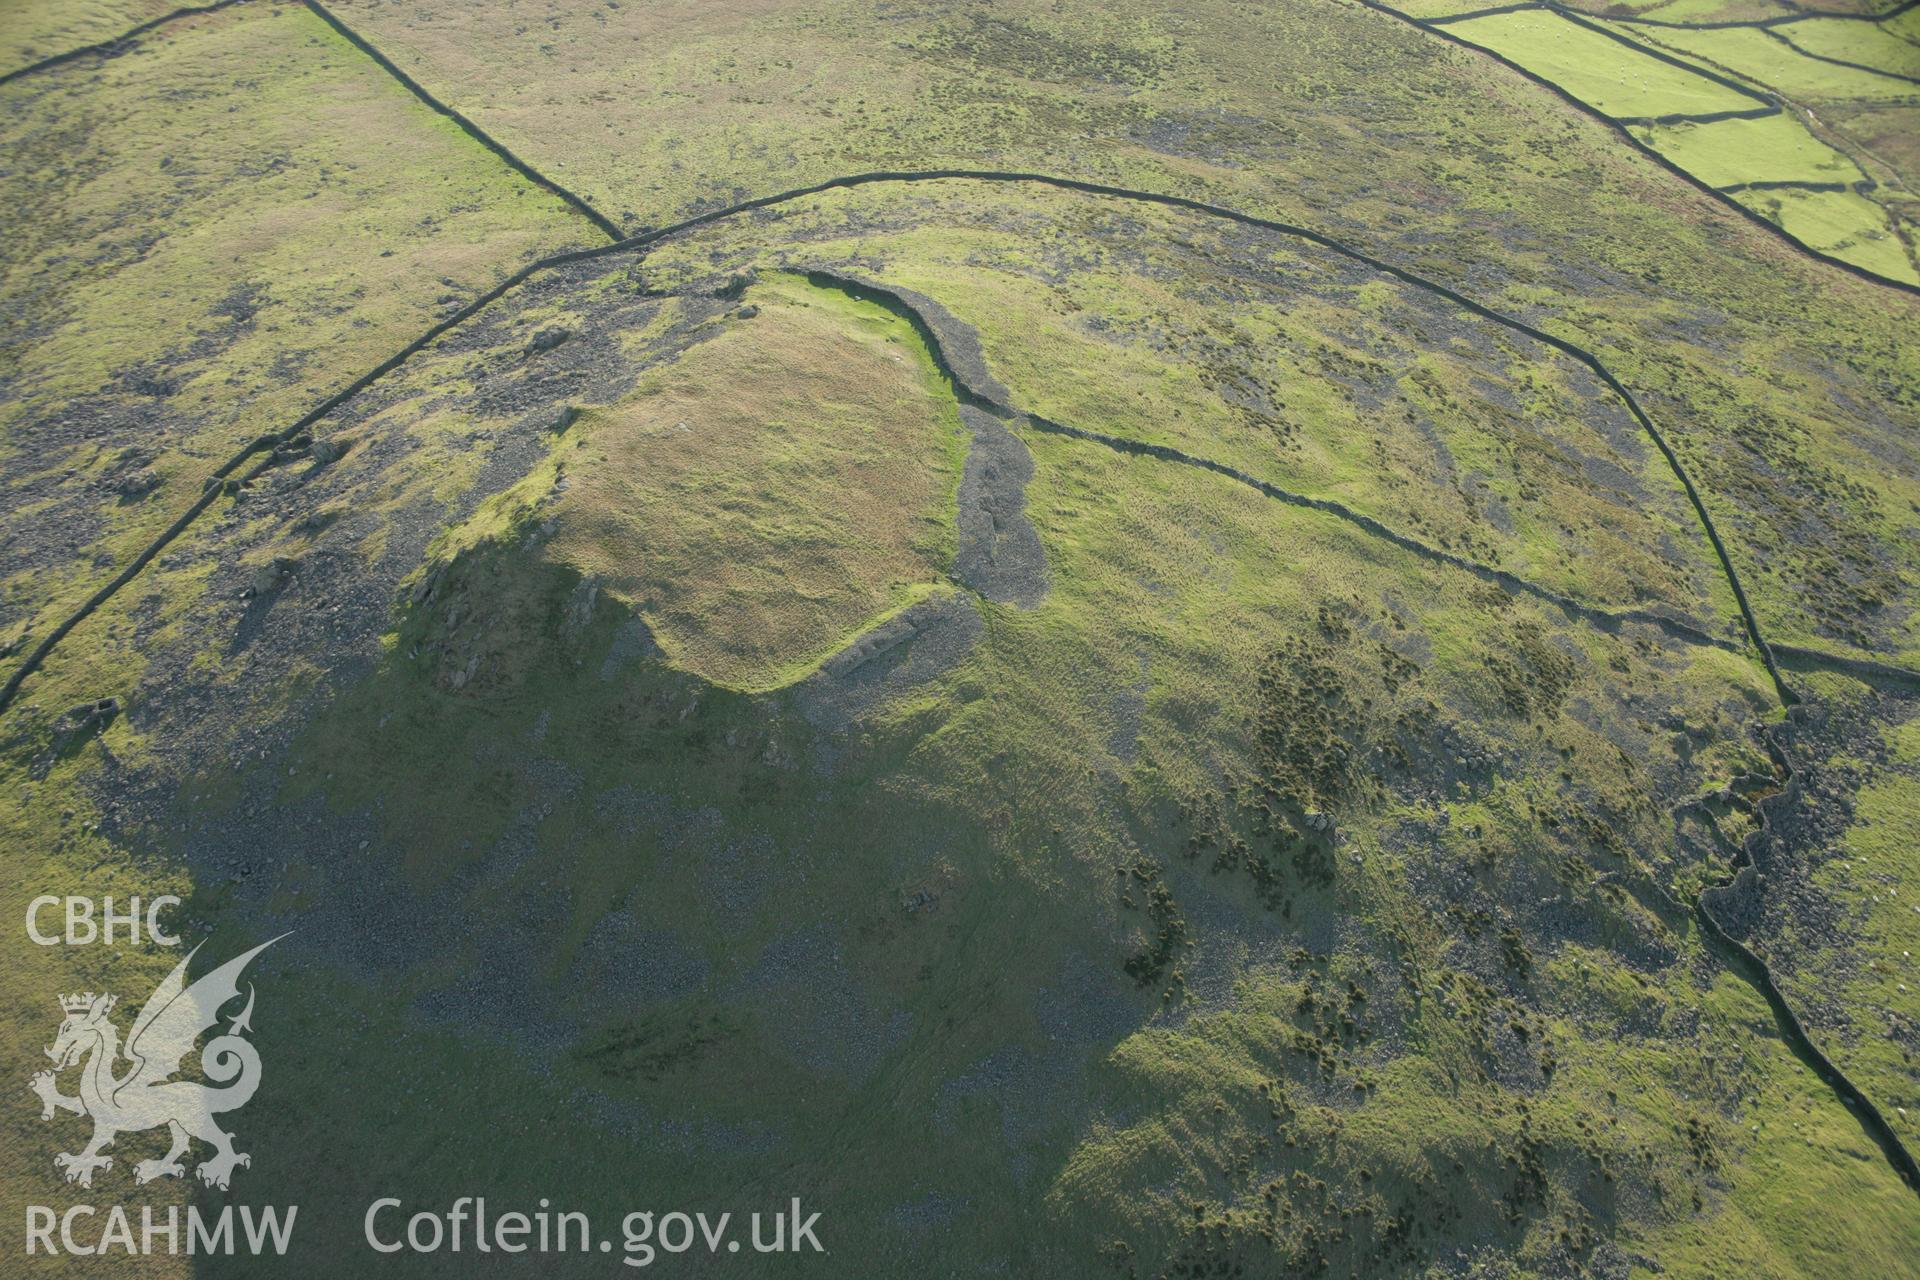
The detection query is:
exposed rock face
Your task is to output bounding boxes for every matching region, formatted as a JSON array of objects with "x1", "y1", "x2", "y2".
[
  {"x1": 408, "y1": 564, "x2": 444, "y2": 607},
  {"x1": 818, "y1": 608, "x2": 924, "y2": 681},
  {"x1": 114, "y1": 469, "x2": 161, "y2": 498},
  {"x1": 562, "y1": 574, "x2": 601, "y2": 641},
  {"x1": 598, "y1": 615, "x2": 659, "y2": 680}
]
